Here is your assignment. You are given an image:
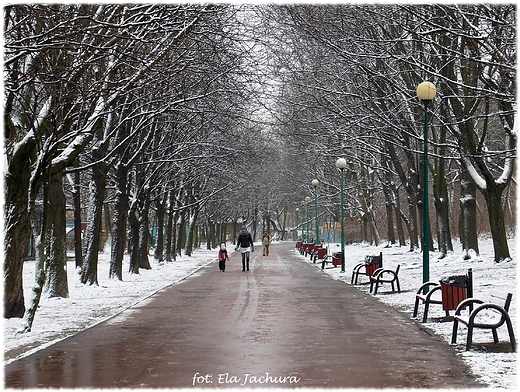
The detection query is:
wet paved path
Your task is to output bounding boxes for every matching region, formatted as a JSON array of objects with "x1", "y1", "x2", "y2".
[{"x1": 5, "y1": 242, "x2": 481, "y2": 388}]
